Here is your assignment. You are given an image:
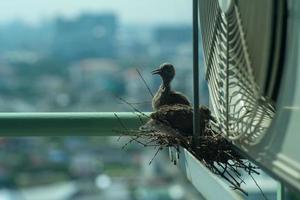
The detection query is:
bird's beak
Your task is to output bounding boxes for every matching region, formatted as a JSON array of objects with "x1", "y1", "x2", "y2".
[{"x1": 151, "y1": 68, "x2": 161, "y2": 75}]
